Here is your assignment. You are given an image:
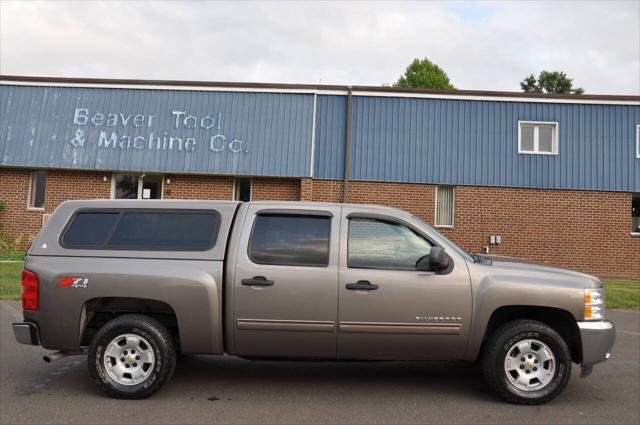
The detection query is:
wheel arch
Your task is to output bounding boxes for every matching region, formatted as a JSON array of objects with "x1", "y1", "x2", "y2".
[
  {"x1": 478, "y1": 305, "x2": 582, "y2": 364},
  {"x1": 80, "y1": 297, "x2": 181, "y2": 350}
]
